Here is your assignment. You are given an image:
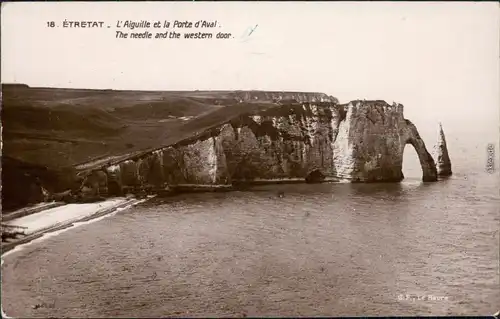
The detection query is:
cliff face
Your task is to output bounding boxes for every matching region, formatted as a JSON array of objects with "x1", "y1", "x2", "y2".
[
  {"x1": 333, "y1": 100, "x2": 437, "y2": 182},
  {"x1": 75, "y1": 98, "x2": 438, "y2": 195}
]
